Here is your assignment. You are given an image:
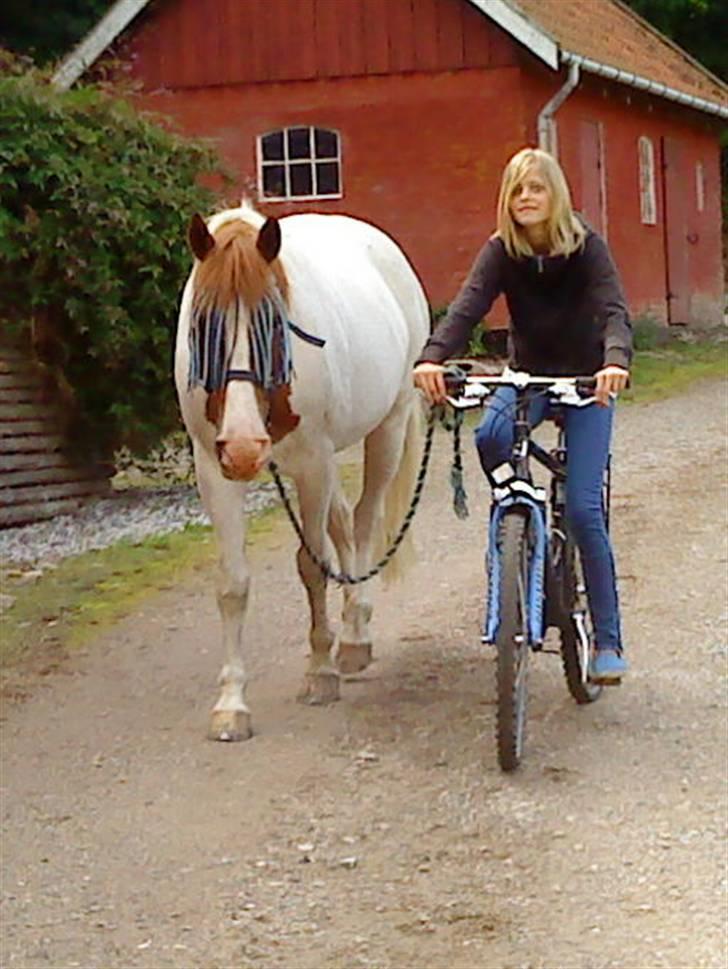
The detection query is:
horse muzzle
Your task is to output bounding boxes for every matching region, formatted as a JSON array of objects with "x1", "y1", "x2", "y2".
[{"x1": 216, "y1": 437, "x2": 272, "y2": 481}]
